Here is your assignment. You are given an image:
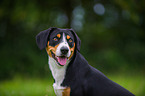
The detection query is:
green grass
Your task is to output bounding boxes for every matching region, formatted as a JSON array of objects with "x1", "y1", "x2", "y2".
[
  {"x1": 0, "y1": 76, "x2": 55, "y2": 96},
  {"x1": 0, "y1": 74, "x2": 145, "y2": 96},
  {"x1": 107, "y1": 73, "x2": 145, "y2": 96}
]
